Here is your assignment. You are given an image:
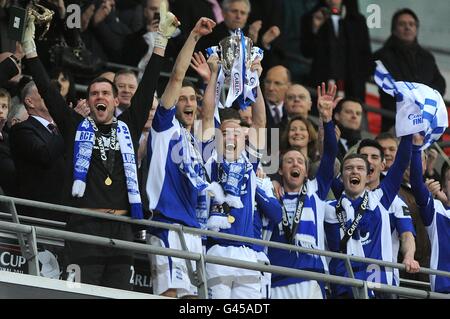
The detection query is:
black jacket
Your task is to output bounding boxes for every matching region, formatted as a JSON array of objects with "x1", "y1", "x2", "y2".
[
  {"x1": 0, "y1": 131, "x2": 17, "y2": 196},
  {"x1": 24, "y1": 51, "x2": 163, "y2": 212},
  {"x1": 0, "y1": 58, "x2": 18, "y2": 88},
  {"x1": 9, "y1": 116, "x2": 66, "y2": 220},
  {"x1": 301, "y1": 7, "x2": 372, "y2": 101},
  {"x1": 373, "y1": 35, "x2": 446, "y2": 131}
]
